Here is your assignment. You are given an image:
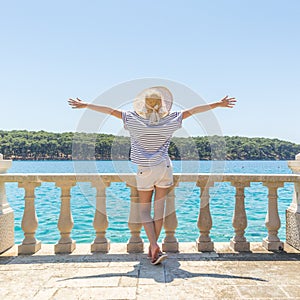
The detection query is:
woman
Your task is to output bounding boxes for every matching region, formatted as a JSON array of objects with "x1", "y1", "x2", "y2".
[{"x1": 68, "y1": 86, "x2": 236, "y2": 264}]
